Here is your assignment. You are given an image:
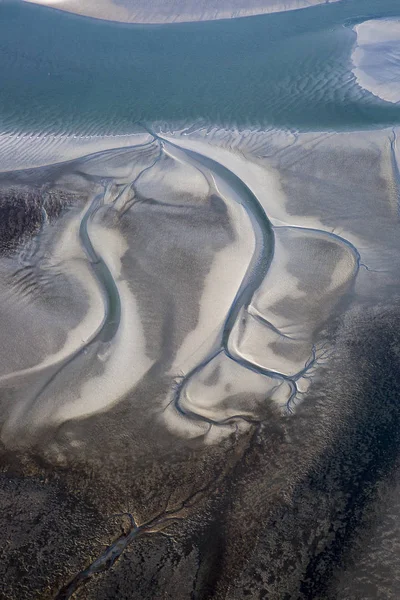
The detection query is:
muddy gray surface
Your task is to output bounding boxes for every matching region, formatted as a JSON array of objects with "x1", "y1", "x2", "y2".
[{"x1": 2, "y1": 306, "x2": 400, "y2": 599}]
